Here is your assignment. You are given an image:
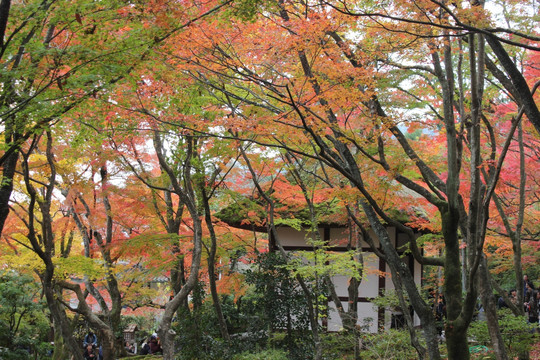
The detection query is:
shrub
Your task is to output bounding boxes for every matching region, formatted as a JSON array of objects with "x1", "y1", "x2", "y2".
[
  {"x1": 468, "y1": 309, "x2": 537, "y2": 358},
  {"x1": 360, "y1": 329, "x2": 419, "y2": 360},
  {"x1": 0, "y1": 272, "x2": 52, "y2": 359},
  {"x1": 321, "y1": 332, "x2": 356, "y2": 359},
  {"x1": 232, "y1": 348, "x2": 289, "y2": 360}
]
